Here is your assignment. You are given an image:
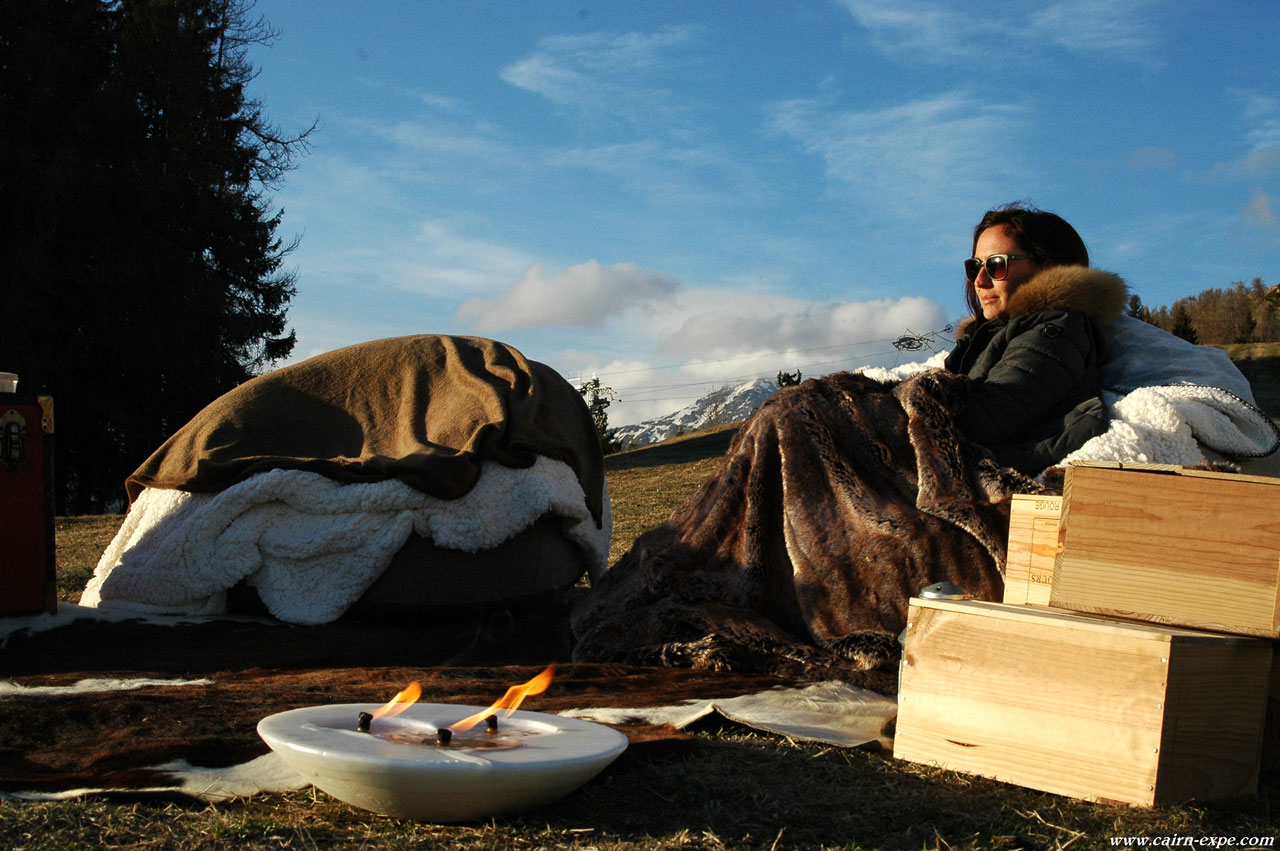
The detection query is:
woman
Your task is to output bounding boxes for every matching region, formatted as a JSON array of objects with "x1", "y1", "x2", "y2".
[
  {"x1": 571, "y1": 204, "x2": 1129, "y2": 677},
  {"x1": 944, "y1": 204, "x2": 1129, "y2": 474}
]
